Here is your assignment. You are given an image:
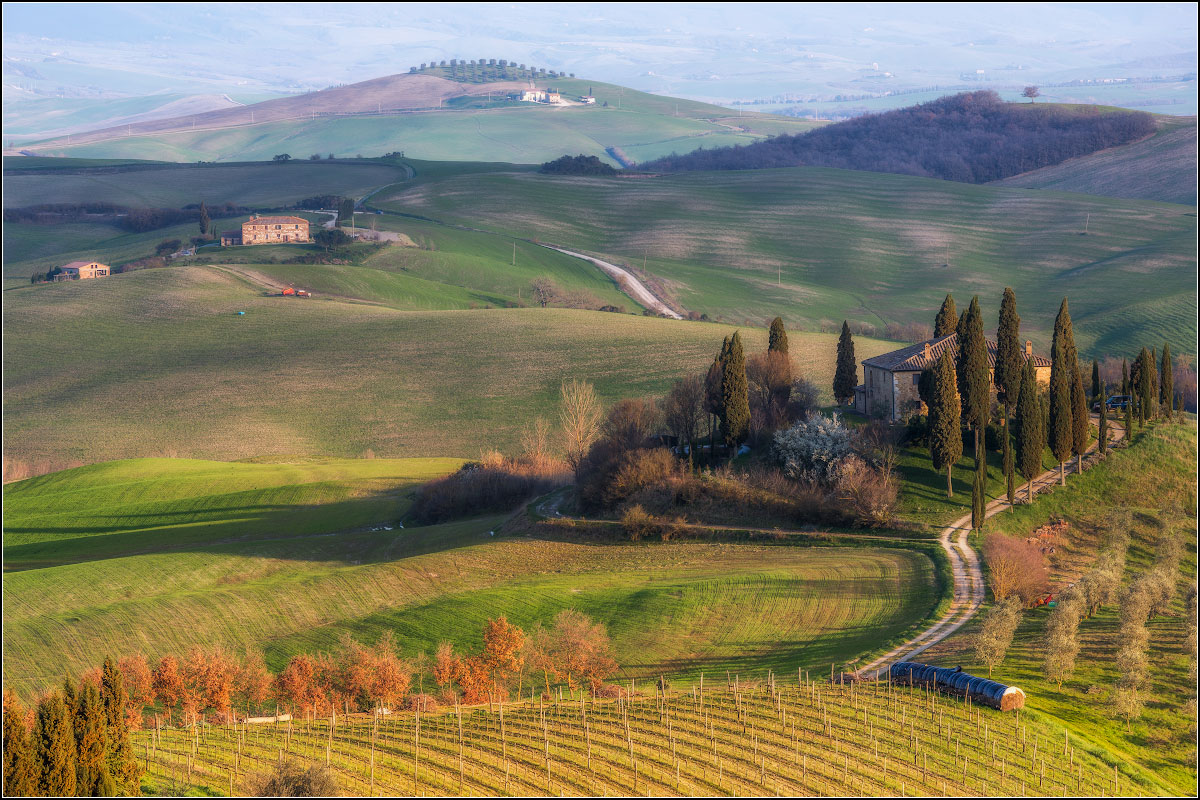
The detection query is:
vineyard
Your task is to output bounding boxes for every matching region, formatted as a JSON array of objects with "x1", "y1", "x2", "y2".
[{"x1": 137, "y1": 672, "x2": 1136, "y2": 797}]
